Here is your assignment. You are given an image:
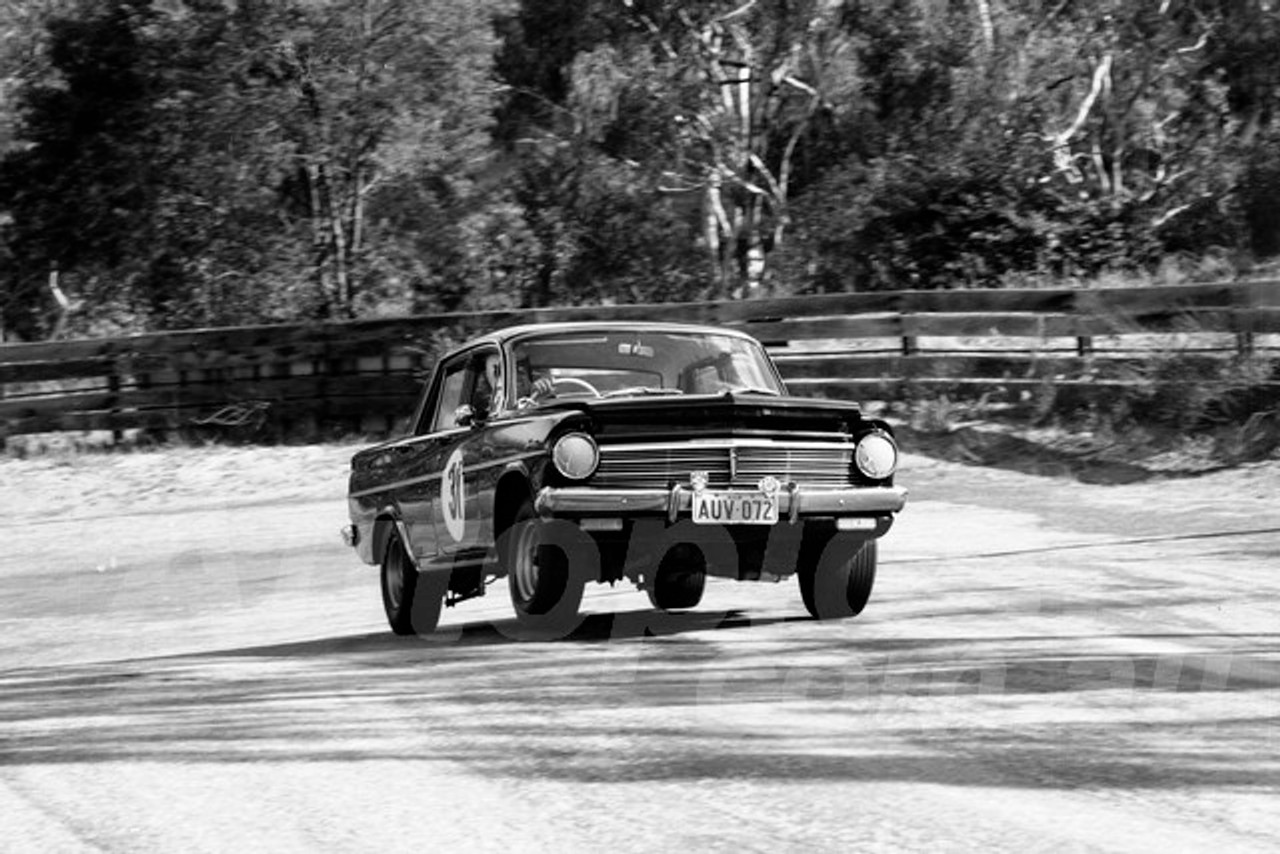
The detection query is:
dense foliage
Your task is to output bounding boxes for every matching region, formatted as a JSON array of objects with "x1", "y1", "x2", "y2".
[{"x1": 1, "y1": 0, "x2": 1278, "y2": 338}]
